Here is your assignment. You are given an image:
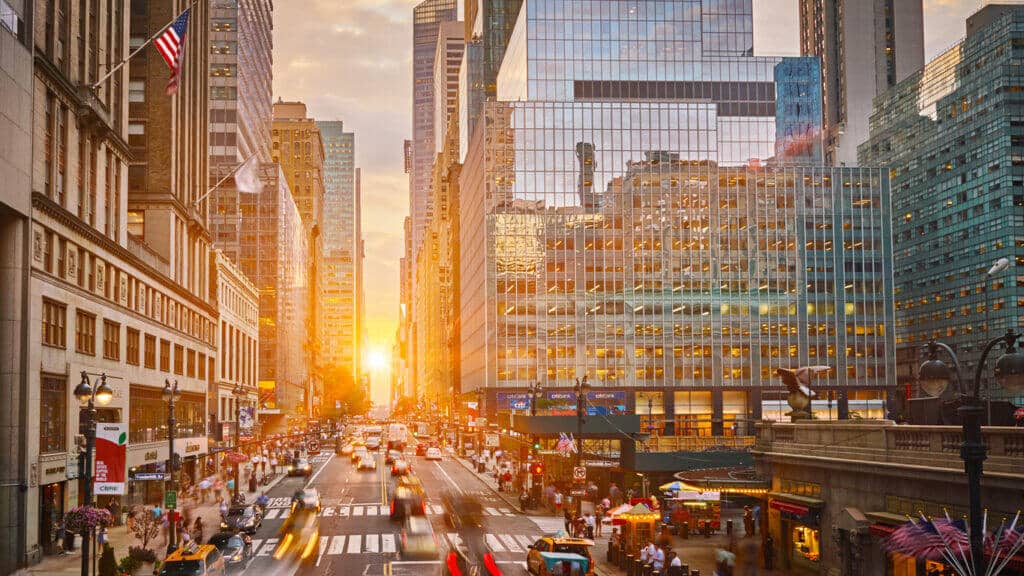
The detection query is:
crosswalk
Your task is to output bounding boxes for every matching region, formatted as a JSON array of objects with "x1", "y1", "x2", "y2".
[
  {"x1": 260, "y1": 504, "x2": 519, "y2": 520},
  {"x1": 248, "y1": 532, "x2": 541, "y2": 557}
]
